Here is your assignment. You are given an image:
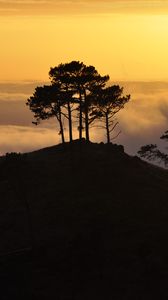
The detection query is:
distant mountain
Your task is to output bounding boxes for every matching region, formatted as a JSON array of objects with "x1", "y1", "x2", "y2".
[{"x1": 0, "y1": 140, "x2": 168, "y2": 299}]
